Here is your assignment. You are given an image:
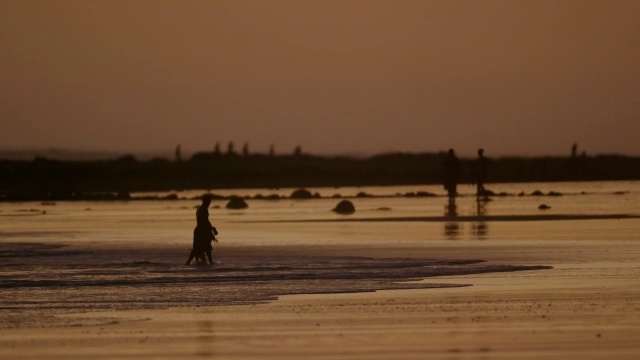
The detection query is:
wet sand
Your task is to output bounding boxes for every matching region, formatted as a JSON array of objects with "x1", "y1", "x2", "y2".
[
  {"x1": 266, "y1": 213, "x2": 640, "y2": 223},
  {"x1": 1, "y1": 237, "x2": 639, "y2": 359}
]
